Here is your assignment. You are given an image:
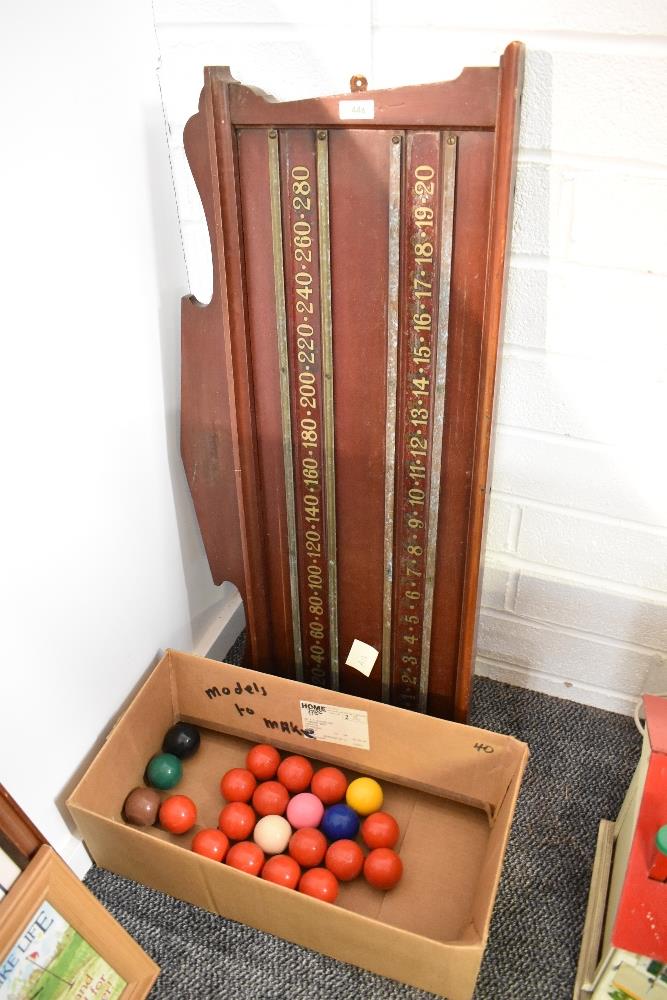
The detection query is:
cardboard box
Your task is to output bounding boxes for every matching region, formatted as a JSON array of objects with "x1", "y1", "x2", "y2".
[{"x1": 68, "y1": 650, "x2": 528, "y2": 1000}]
